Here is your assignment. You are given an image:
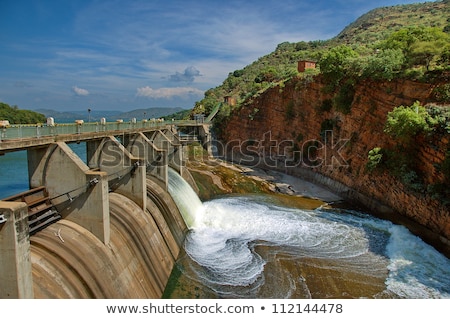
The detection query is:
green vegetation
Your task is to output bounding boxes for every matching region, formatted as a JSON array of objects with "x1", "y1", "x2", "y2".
[
  {"x1": 367, "y1": 101, "x2": 450, "y2": 202},
  {"x1": 384, "y1": 101, "x2": 436, "y2": 145},
  {"x1": 188, "y1": 1, "x2": 450, "y2": 203},
  {"x1": 336, "y1": 0, "x2": 450, "y2": 44},
  {"x1": 191, "y1": 2, "x2": 450, "y2": 121},
  {"x1": 163, "y1": 108, "x2": 191, "y2": 121},
  {"x1": 0, "y1": 102, "x2": 46, "y2": 124},
  {"x1": 366, "y1": 147, "x2": 383, "y2": 172}
]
